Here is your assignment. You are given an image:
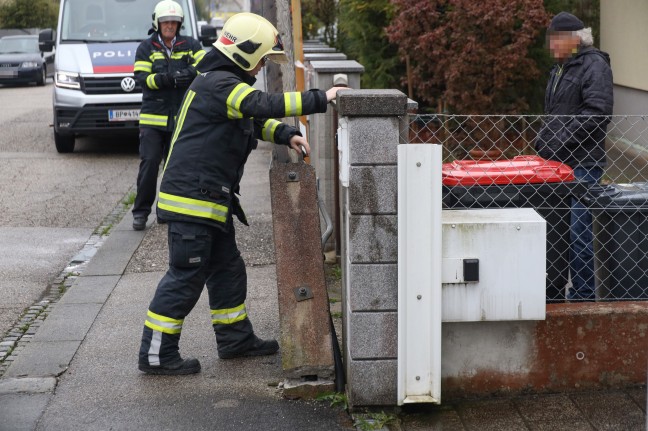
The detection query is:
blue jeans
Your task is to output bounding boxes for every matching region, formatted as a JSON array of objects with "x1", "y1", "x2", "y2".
[{"x1": 568, "y1": 166, "x2": 603, "y2": 300}]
